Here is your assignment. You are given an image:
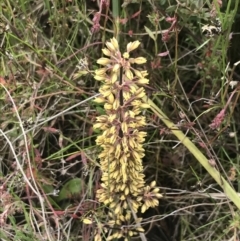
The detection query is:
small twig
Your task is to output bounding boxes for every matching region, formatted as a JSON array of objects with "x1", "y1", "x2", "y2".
[{"x1": 127, "y1": 198, "x2": 147, "y2": 241}]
